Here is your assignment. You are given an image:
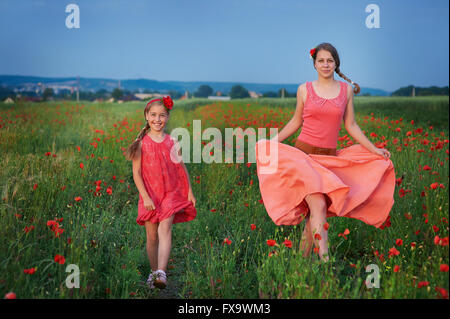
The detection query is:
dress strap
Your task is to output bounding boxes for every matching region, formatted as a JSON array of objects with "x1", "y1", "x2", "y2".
[
  {"x1": 336, "y1": 81, "x2": 348, "y2": 107},
  {"x1": 306, "y1": 81, "x2": 326, "y2": 106}
]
